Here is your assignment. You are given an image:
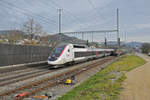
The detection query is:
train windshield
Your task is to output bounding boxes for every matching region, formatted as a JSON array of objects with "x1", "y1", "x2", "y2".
[{"x1": 50, "y1": 45, "x2": 66, "y2": 57}]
